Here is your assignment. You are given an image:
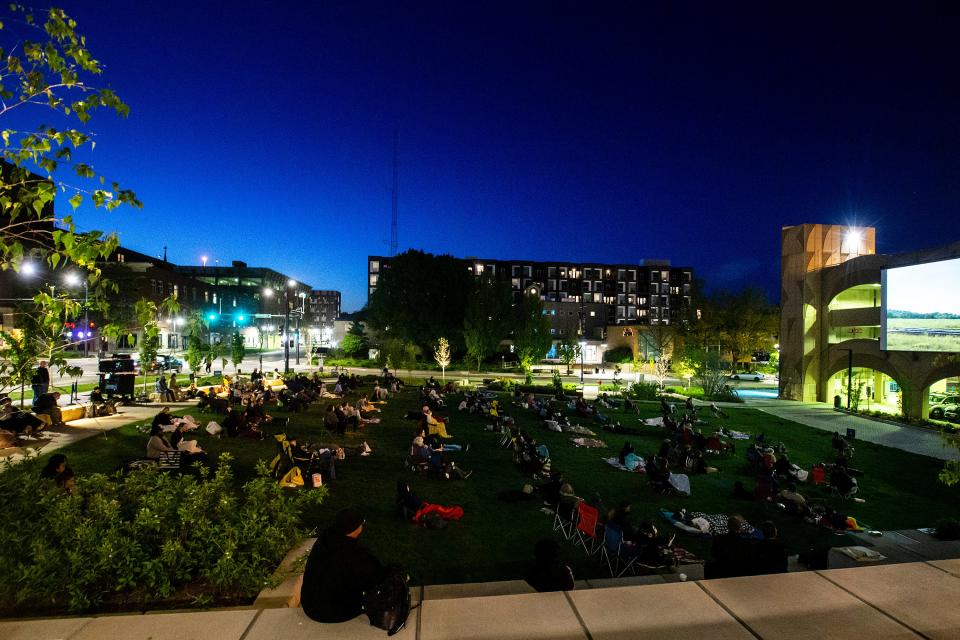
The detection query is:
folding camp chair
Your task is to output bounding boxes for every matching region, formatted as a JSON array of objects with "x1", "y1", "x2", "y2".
[
  {"x1": 573, "y1": 502, "x2": 602, "y2": 555},
  {"x1": 553, "y1": 500, "x2": 579, "y2": 540},
  {"x1": 600, "y1": 524, "x2": 637, "y2": 578}
]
